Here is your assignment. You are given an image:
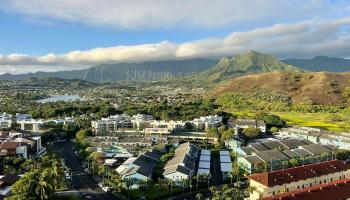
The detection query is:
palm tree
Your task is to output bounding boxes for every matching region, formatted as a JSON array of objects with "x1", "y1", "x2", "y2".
[
  {"x1": 51, "y1": 159, "x2": 63, "y2": 190},
  {"x1": 35, "y1": 169, "x2": 54, "y2": 199},
  {"x1": 195, "y1": 193, "x2": 203, "y2": 200}
]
